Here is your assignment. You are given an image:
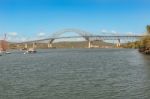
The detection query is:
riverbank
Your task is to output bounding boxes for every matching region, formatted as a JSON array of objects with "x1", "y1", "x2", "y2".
[
  {"x1": 9, "y1": 41, "x2": 115, "y2": 49},
  {"x1": 139, "y1": 46, "x2": 150, "y2": 54}
]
